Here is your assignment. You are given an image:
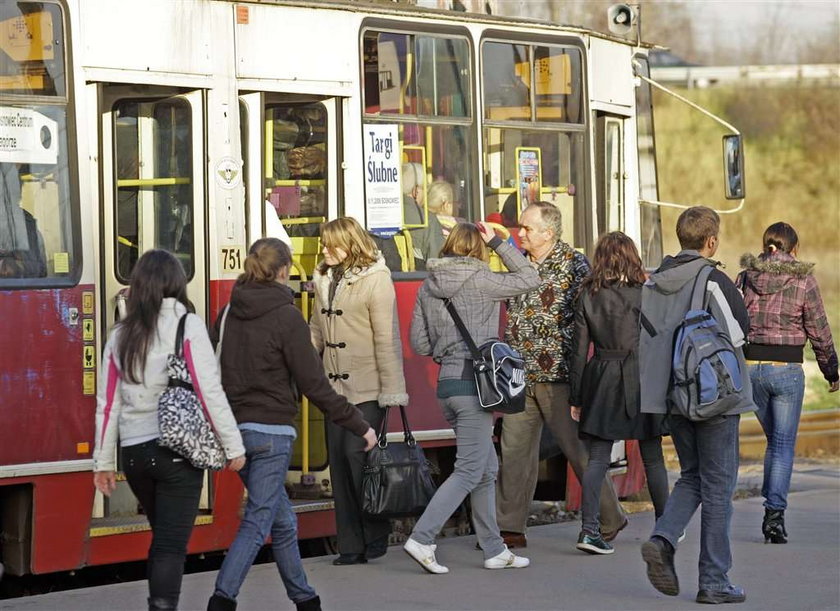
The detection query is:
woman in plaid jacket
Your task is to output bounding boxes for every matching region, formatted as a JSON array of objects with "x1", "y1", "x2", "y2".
[{"x1": 737, "y1": 222, "x2": 838, "y2": 544}]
